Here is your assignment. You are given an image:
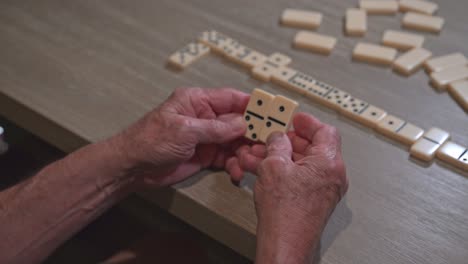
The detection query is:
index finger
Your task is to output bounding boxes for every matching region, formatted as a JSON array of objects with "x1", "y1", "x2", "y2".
[
  {"x1": 293, "y1": 112, "x2": 341, "y2": 155},
  {"x1": 204, "y1": 88, "x2": 250, "y2": 115},
  {"x1": 293, "y1": 112, "x2": 325, "y2": 143},
  {"x1": 310, "y1": 125, "x2": 342, "y2": 157}
]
